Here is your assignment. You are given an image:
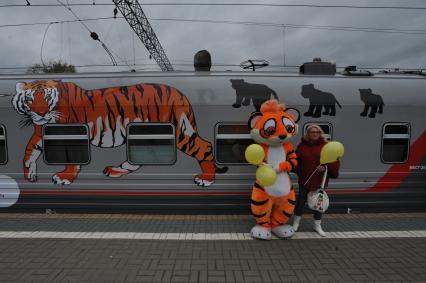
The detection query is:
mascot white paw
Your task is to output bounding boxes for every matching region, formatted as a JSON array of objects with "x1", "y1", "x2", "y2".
[
  {"x1": 250, "y1": 225, "x2": 272, "y2": 240},
  {"x1": 272, "y1": 224, "x2": 295, "y2": 239}
]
